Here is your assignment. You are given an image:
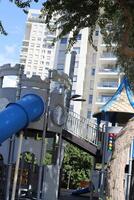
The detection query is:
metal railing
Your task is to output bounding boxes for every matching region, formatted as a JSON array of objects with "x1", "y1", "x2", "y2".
[
  {"x1": 101, "y1": 53, "x2": 116, "y2": 58},
  {"x1": 98, "y1": 82, "x2": 118, "y2": 88},
  {"x1": 97, "y1": 96, "x2": 112, "y2": 103},
  {"x1": 99, "y1": 68, "x2": 118, "y2": 73},
  {"x1": 64, "y1": 109, "x2": 98, "y2": 146}
]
